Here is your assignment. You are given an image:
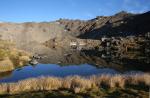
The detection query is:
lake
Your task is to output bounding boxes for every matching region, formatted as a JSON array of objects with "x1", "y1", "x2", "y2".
[
  {"x1": 0, "y1": 63, "x2": 145, "y2": 83},
  {"x1": 0, "y1": 45, "x2": 149, "y2": 83}
]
